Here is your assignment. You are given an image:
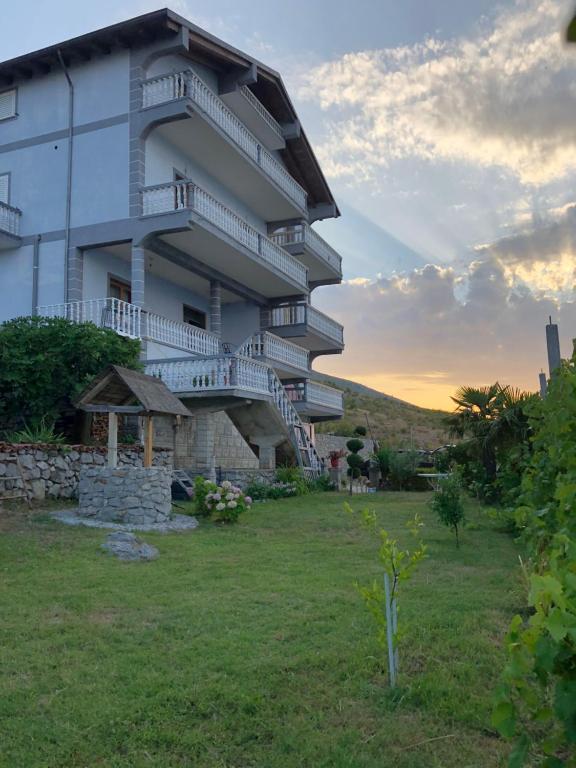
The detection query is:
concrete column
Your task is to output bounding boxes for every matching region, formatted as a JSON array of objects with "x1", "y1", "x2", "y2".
[
  {"x1": 210, "y1": 280, "x2": 222, "y2": 338},
  {"x1": 254, "y1": 437, "x2": 280, "y2": 470},
  {"x1": 67, "y1": 246, "x2": 83, "y2": 302},
  {"x1": 131, "y1": 245, "x2": 145, "y2": 308}
]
